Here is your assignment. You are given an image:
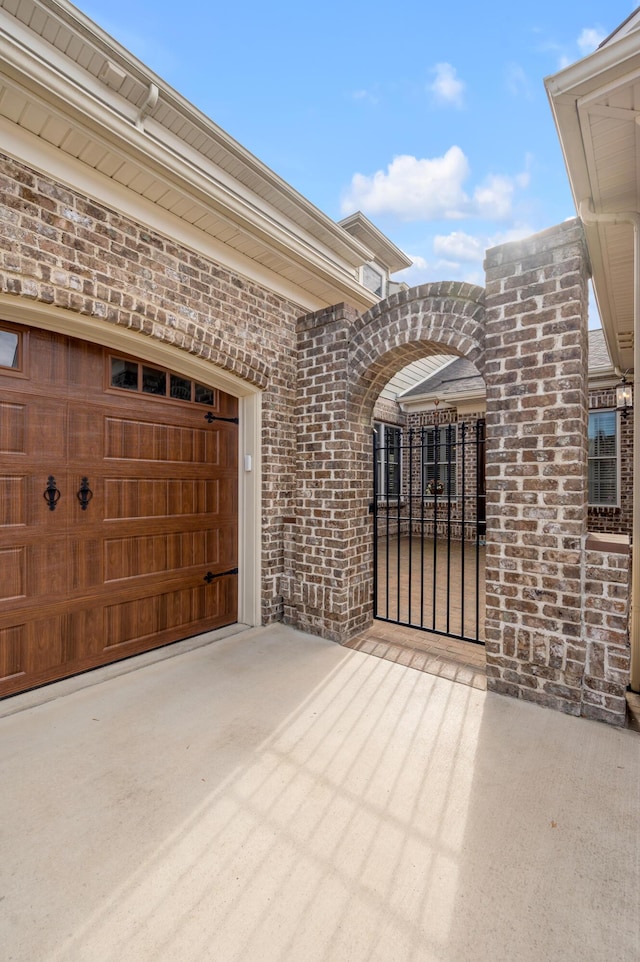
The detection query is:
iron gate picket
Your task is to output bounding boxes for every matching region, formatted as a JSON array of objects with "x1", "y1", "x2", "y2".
[{"x1": 372, "y1": 420, "x2": 486, "y2": 644}]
